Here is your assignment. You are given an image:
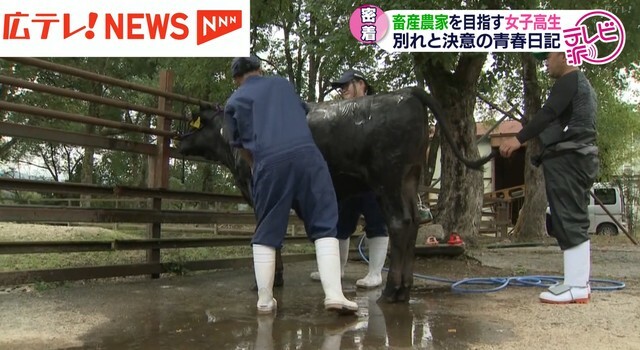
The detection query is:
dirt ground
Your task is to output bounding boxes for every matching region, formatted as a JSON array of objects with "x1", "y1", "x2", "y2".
[
  {"x1": 427, "y1": 240, "x2": 640, "y2": 350},
  {"x1": 1, "y1": 224, "x2": 639, "y2": 349}
]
